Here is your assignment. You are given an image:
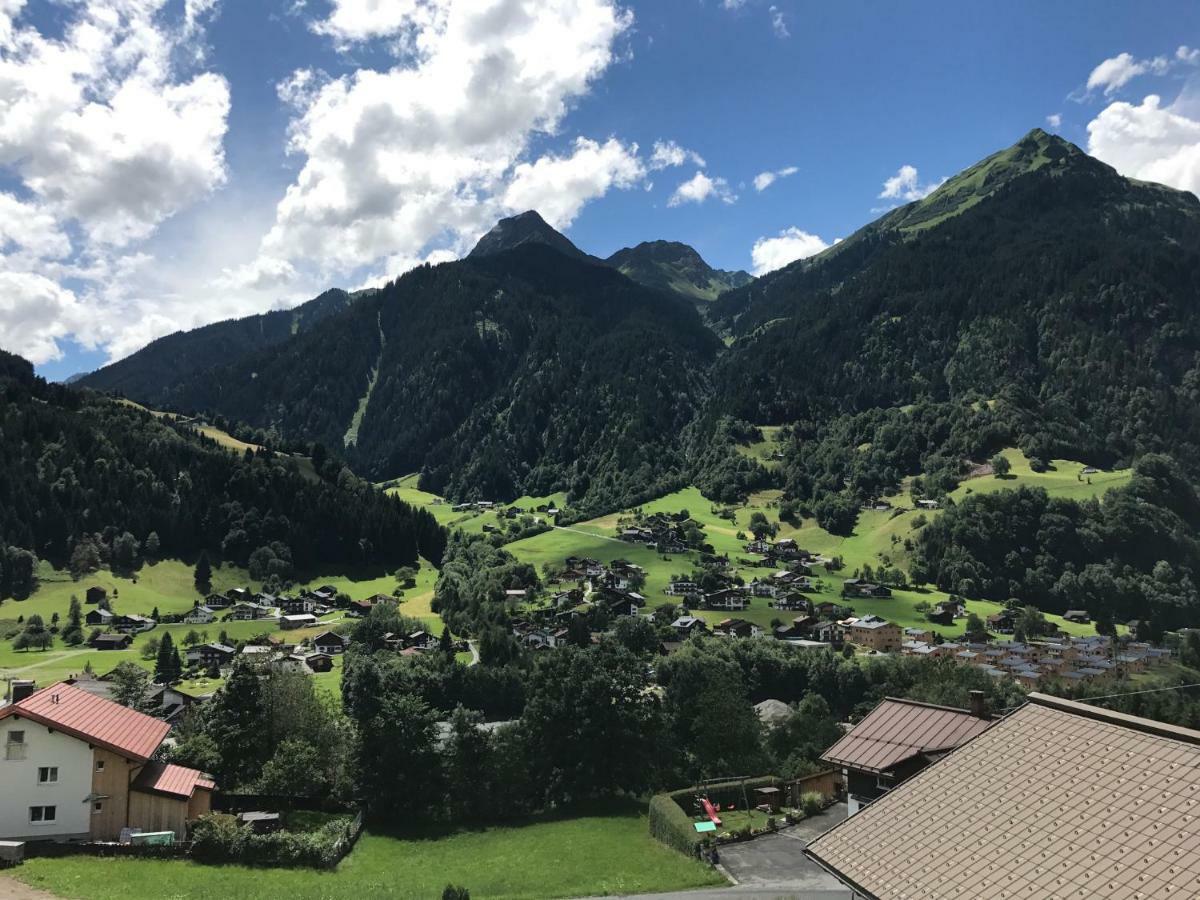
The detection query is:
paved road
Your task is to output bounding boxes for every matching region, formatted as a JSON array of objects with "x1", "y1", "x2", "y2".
[{"x1": 587, "y1": 804, "x2": 853, "y2": 900}]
